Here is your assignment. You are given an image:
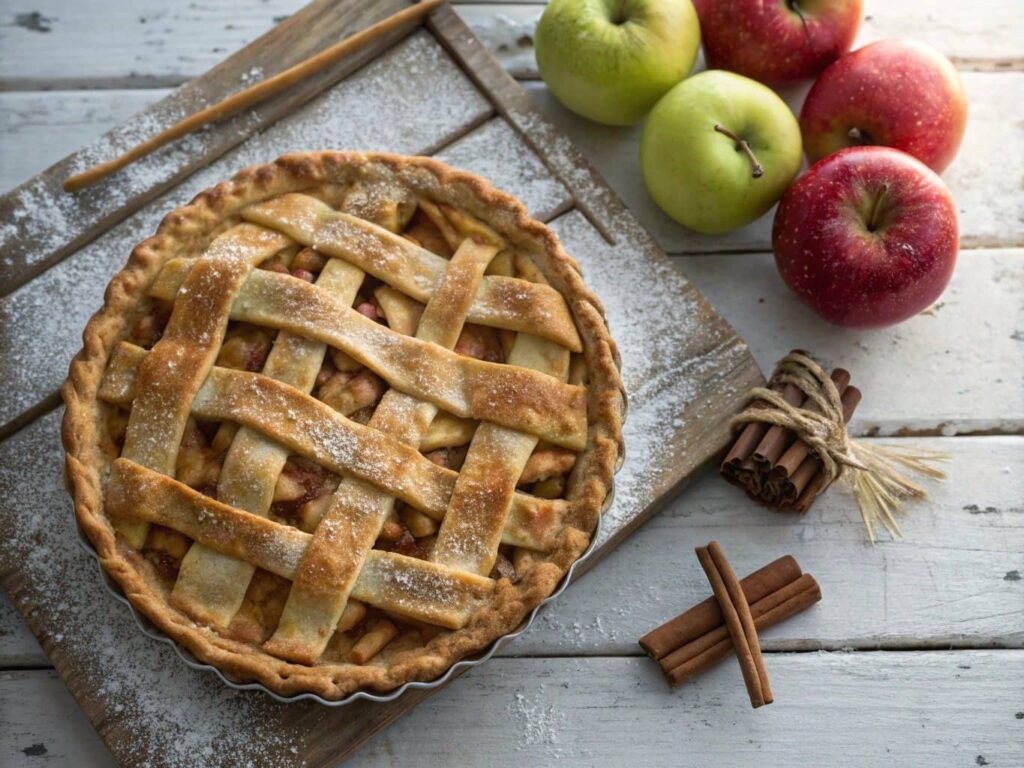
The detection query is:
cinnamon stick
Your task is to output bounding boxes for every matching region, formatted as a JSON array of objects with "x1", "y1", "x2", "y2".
[
  {"x1": 772, "y1": 369, "x2": 852, "y2": 481},
  {"x1": 750, "y1": 383, "x2": 805, "y2": 469},
  {"x1": 639, "y1": 555, "x2": 801, "y2": 660},
  {"x1": 663, "y1": 573, "x2": 821, "y2": 686},
  {"x1": 640, "y1": 551, "x2": 822, "y2": 699},
  {"x1": 790, "y1": 385, "x2": 863, "y2": 512},
  {"x1": 721, "y1": 355, "x2": 864, "y2": 514},
  {"x1": 721, "y1": 381, "x2": 790, "y2": 484},
  {"x1": 696, "y1": 543, "x2": 773, "y2": 708}
]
